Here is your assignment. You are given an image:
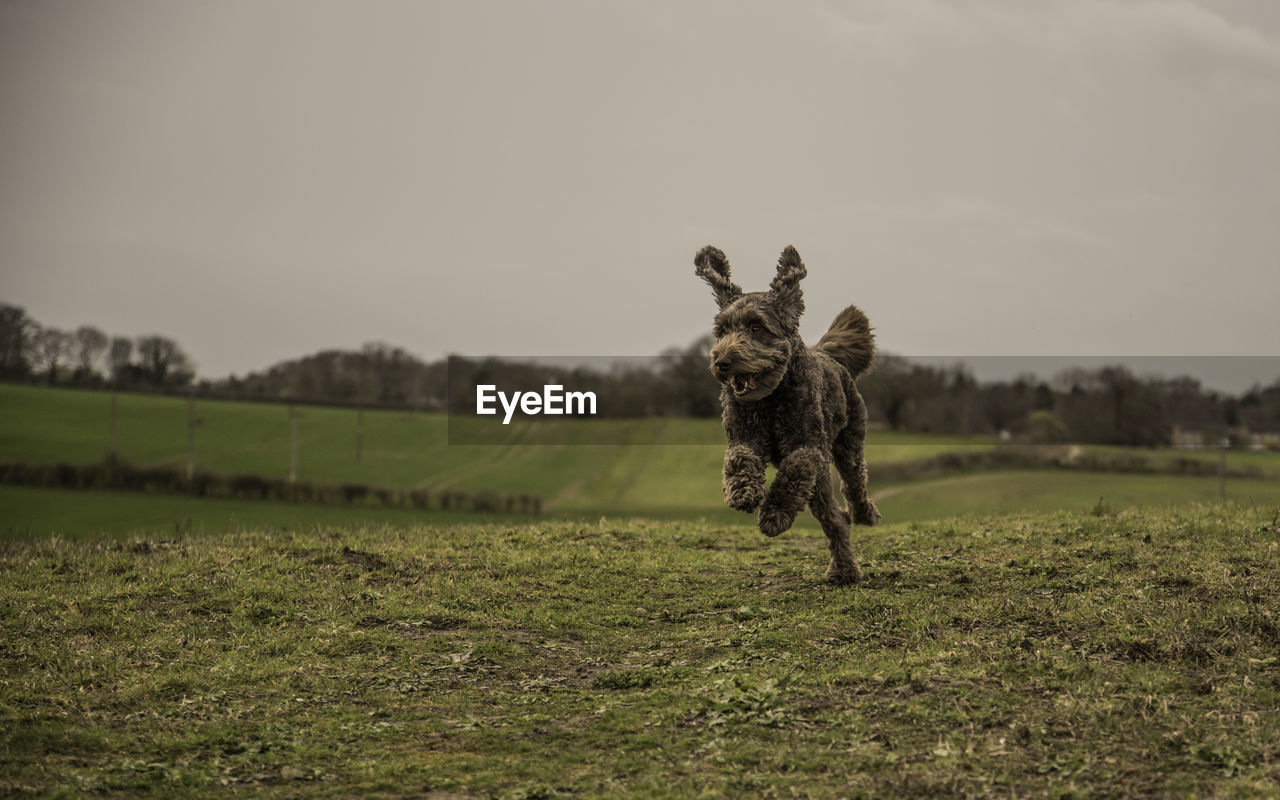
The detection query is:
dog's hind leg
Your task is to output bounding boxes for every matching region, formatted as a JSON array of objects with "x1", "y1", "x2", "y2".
[
  {"x1": 810, "y1": 467, "x2": 863, "y2": 584},
  {"x1": 834, "y1": 395, "x2": 881, "y2": 526}
]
